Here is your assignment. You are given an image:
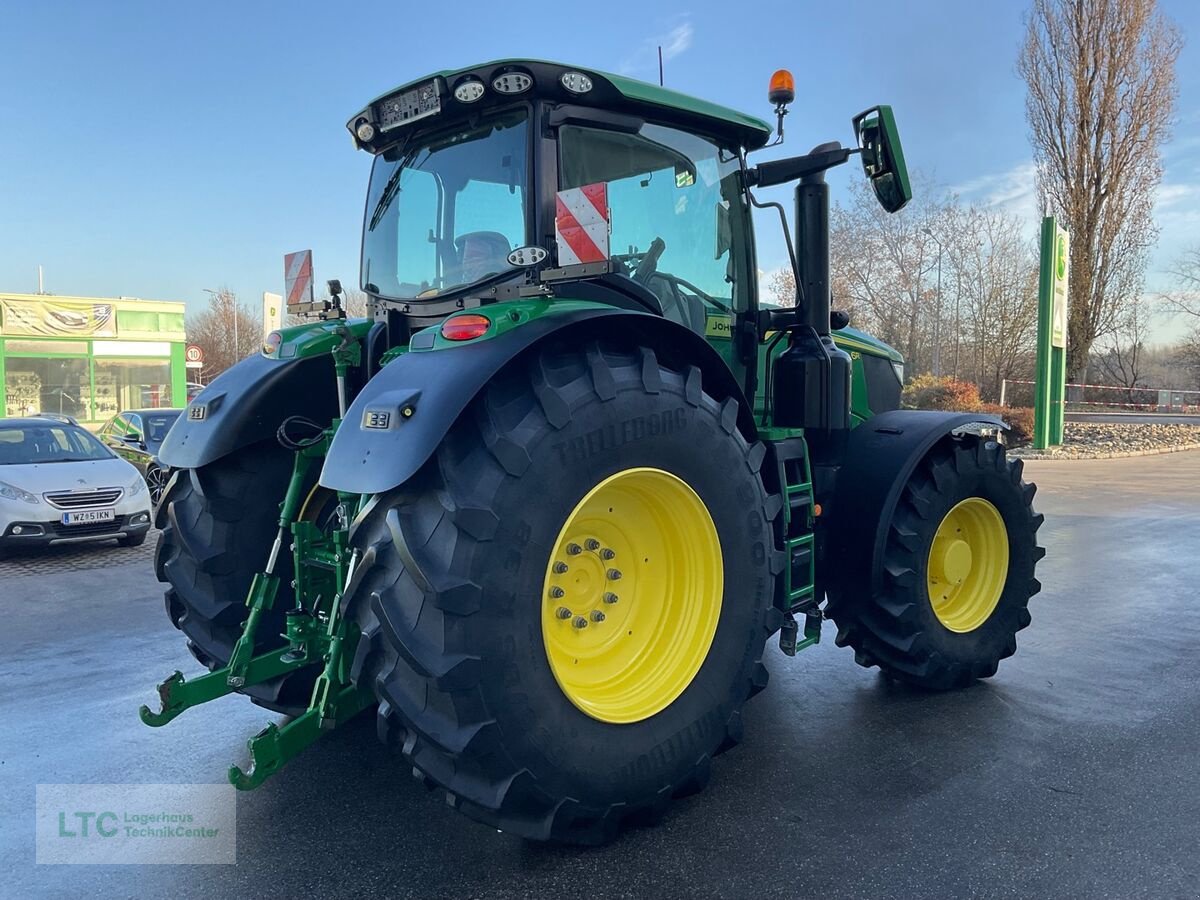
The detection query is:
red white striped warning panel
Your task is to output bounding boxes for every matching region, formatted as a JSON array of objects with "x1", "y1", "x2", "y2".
[
  {"x1": 284, "y1": 249, "x2": 314, "y2": 307},
  {"x1": 555, "y1": 183, "x2": 610, "y2": 265}
]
